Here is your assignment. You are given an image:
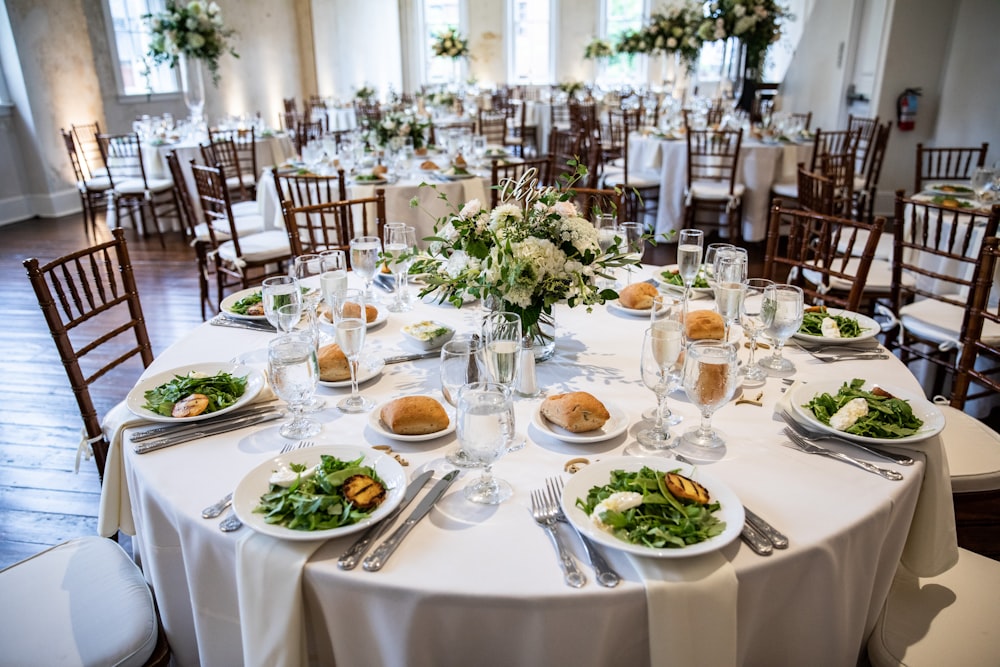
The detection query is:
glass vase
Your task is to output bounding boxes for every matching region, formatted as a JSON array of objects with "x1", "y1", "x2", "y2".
[
  {"x1": 526, "y1": 310, "x2": 556, "y2": 362},
  {"x1": 179, "y1": 53, "x2": 206, "y2": 126}
]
